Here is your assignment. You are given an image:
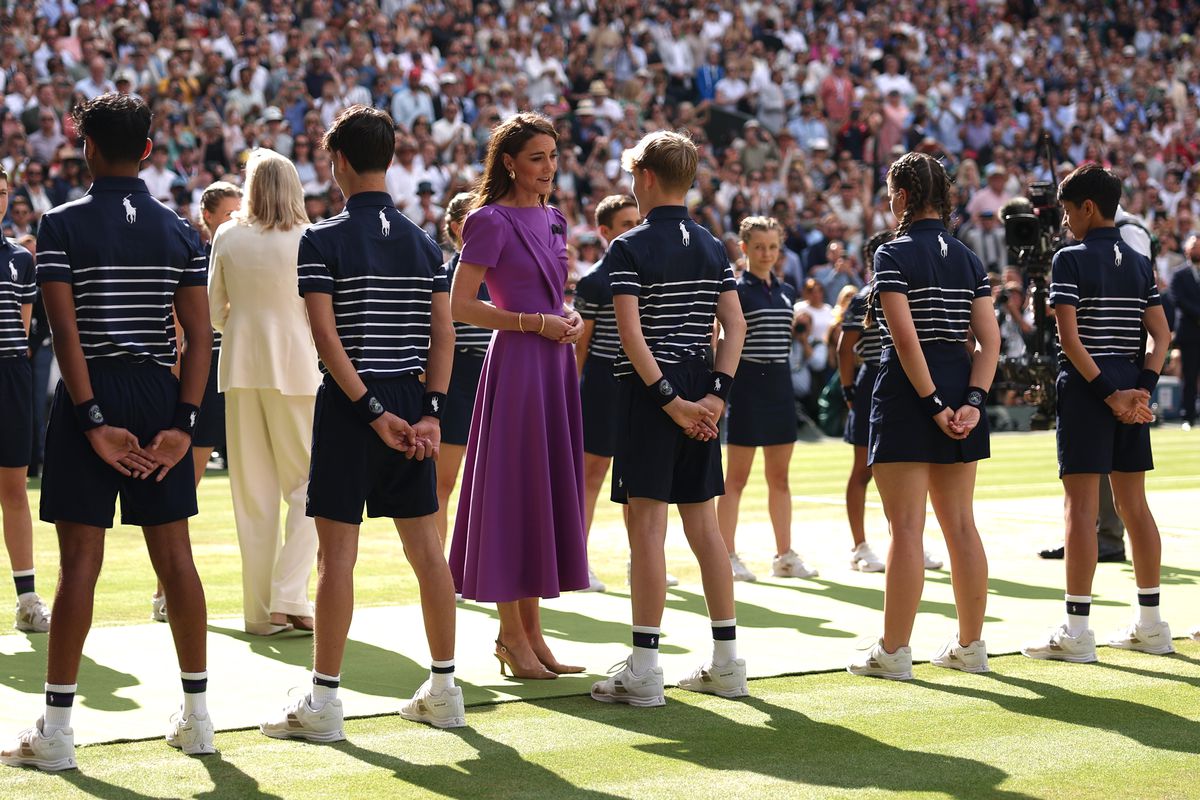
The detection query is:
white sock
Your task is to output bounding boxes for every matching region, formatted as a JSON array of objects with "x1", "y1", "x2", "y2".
[
  {"x1": 181, "y1": 671, "x2": 207, "y2": 717},
  {"x1": 1137, "y1": 587, "x2": 1162, "y2": 626},
  {"x1": 1065, "y1": 594, "x2": 1092, "y2": 637},
  {"x1": 43, "y1": 683, "x2": 76, "y2": 736},
  {"x1": 631, "y1": 625, "x2": 660, "y2": 674},
  {"x1": 712, "y1": 618, "x2": 737, "y2": 665},
  {"x1": 430, "y1": 659, "x2": 456, "y2": 692},
  {"x1": 311, "y1": 671, "x2": 340, "y2": 708}
]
